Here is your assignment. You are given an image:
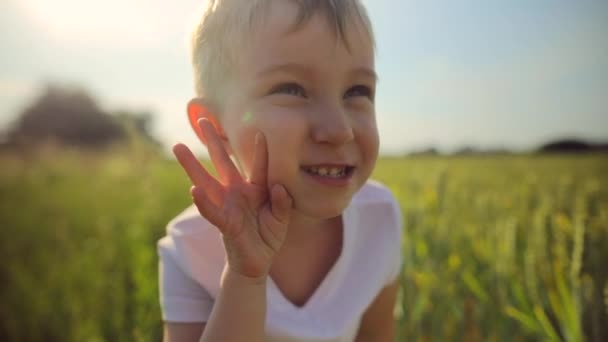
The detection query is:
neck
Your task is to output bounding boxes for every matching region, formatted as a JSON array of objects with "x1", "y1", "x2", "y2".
[{"x1": 283, "y1": 210, "x2": 341, "y2": 247}]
